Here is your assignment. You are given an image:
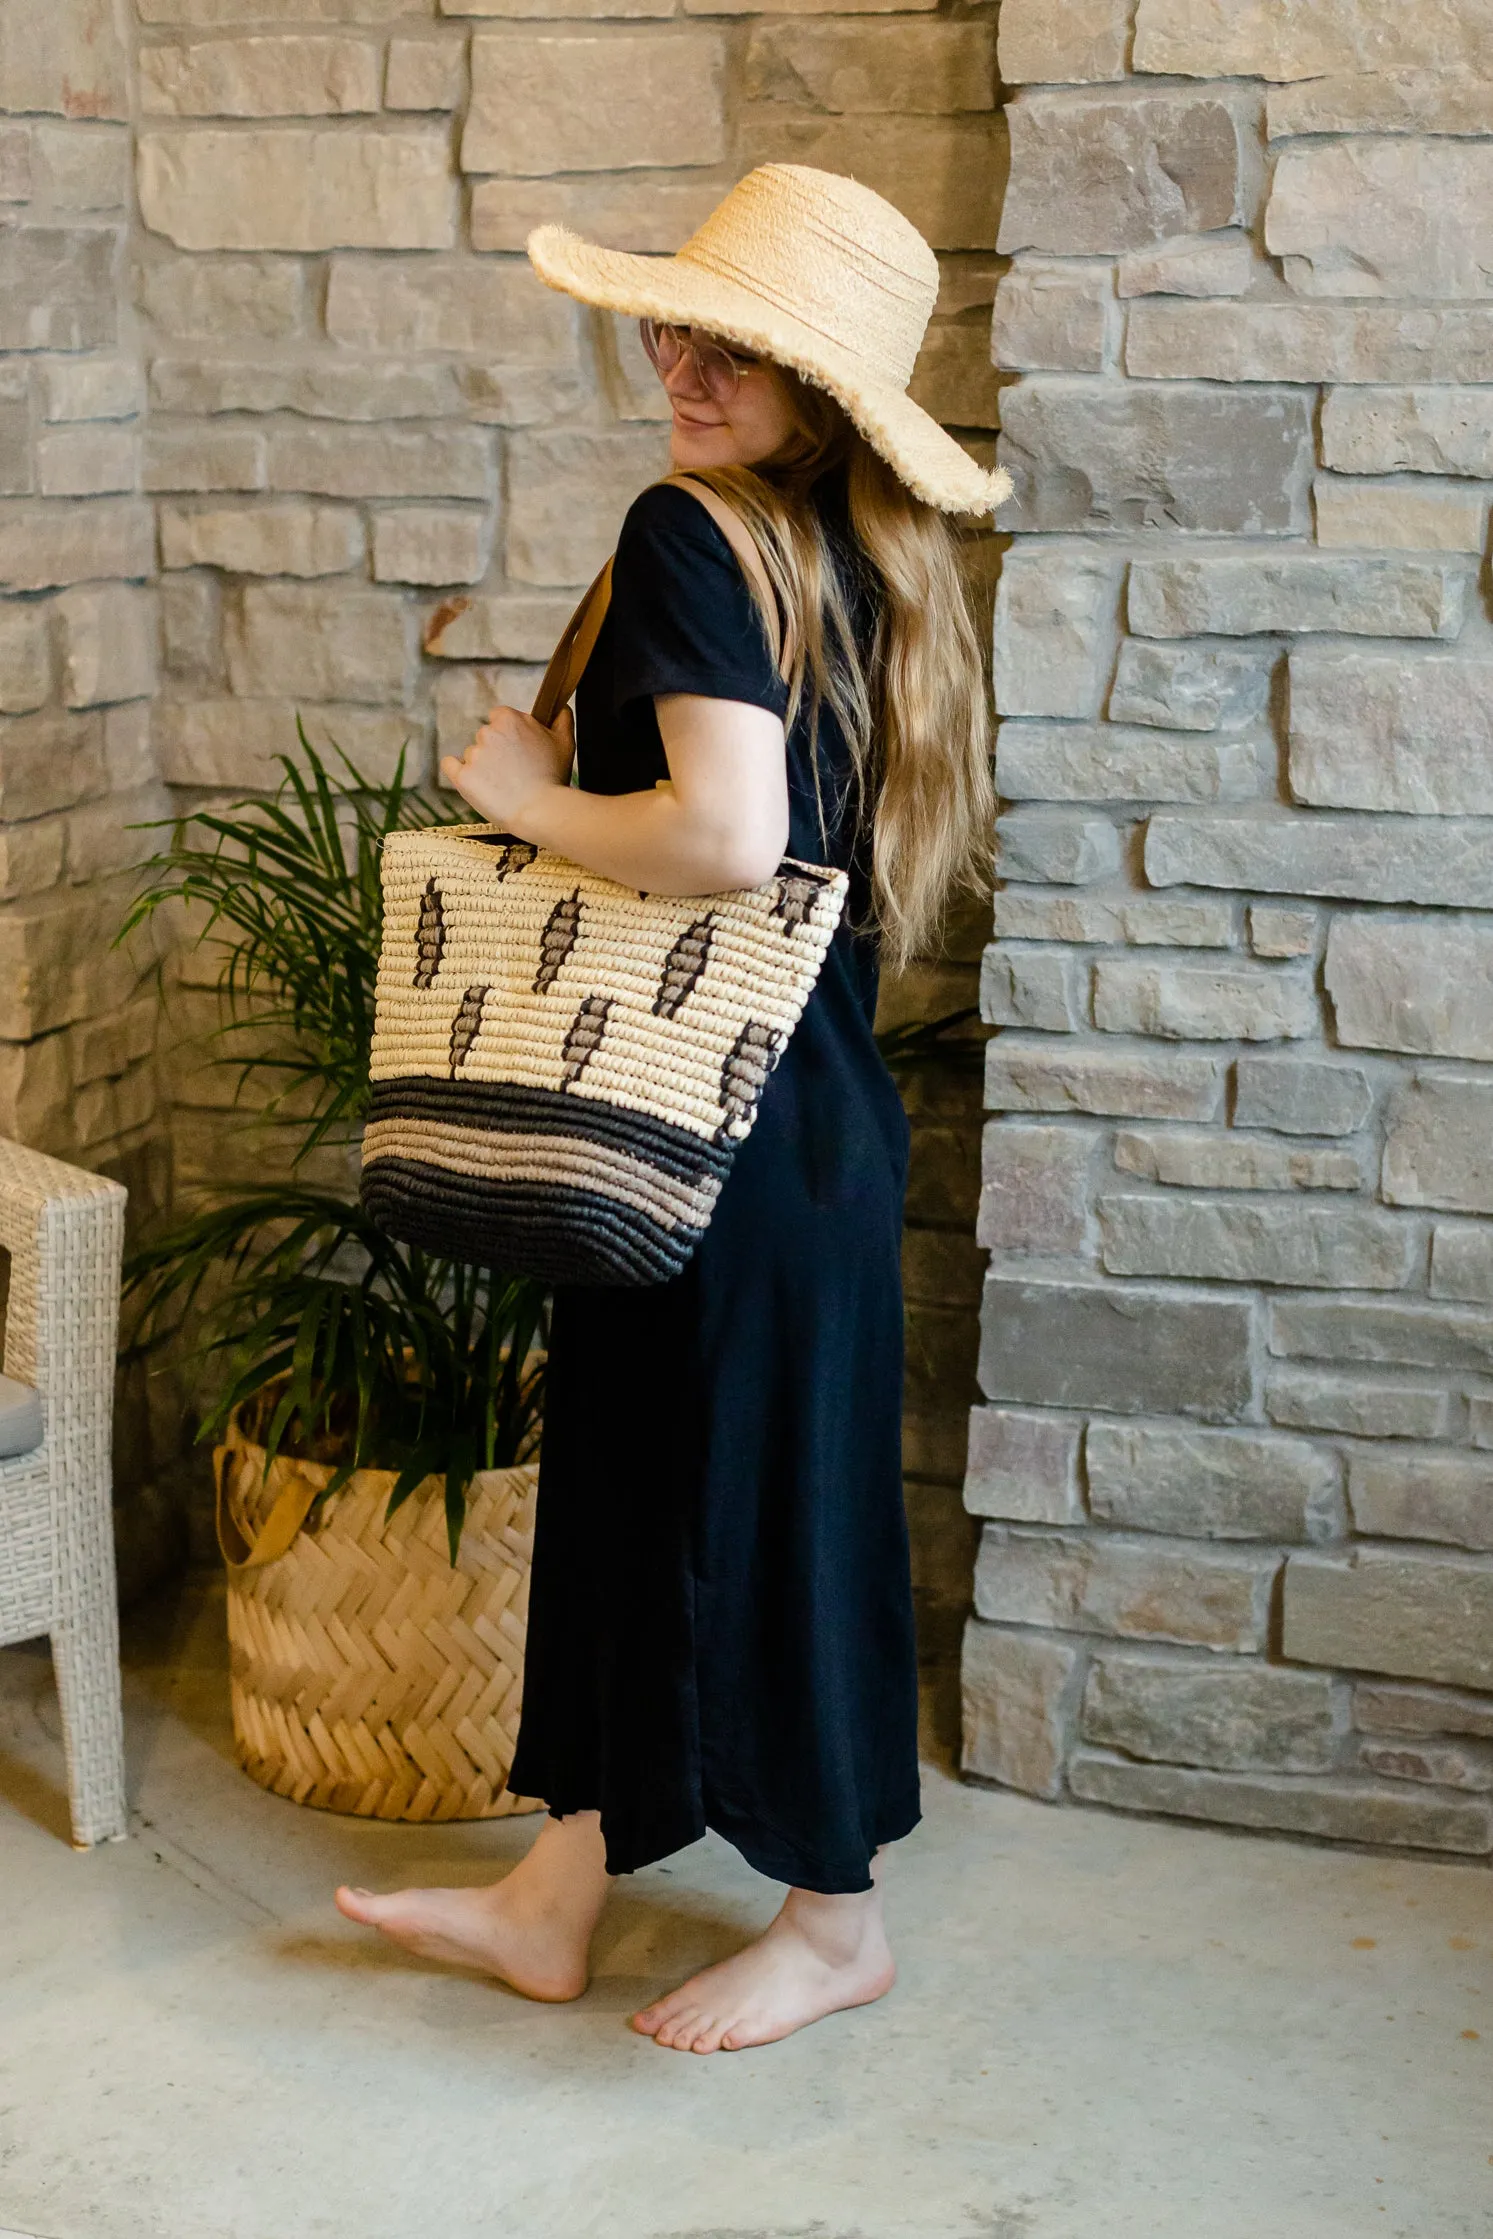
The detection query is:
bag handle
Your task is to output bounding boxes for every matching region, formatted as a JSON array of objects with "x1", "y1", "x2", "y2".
[
  {"x1": 214, "y1": 1440, "x2": 322, "y2": 1574},
  {"x1": 528, "y1": 478, "x2": 791, "y2": 731}
]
